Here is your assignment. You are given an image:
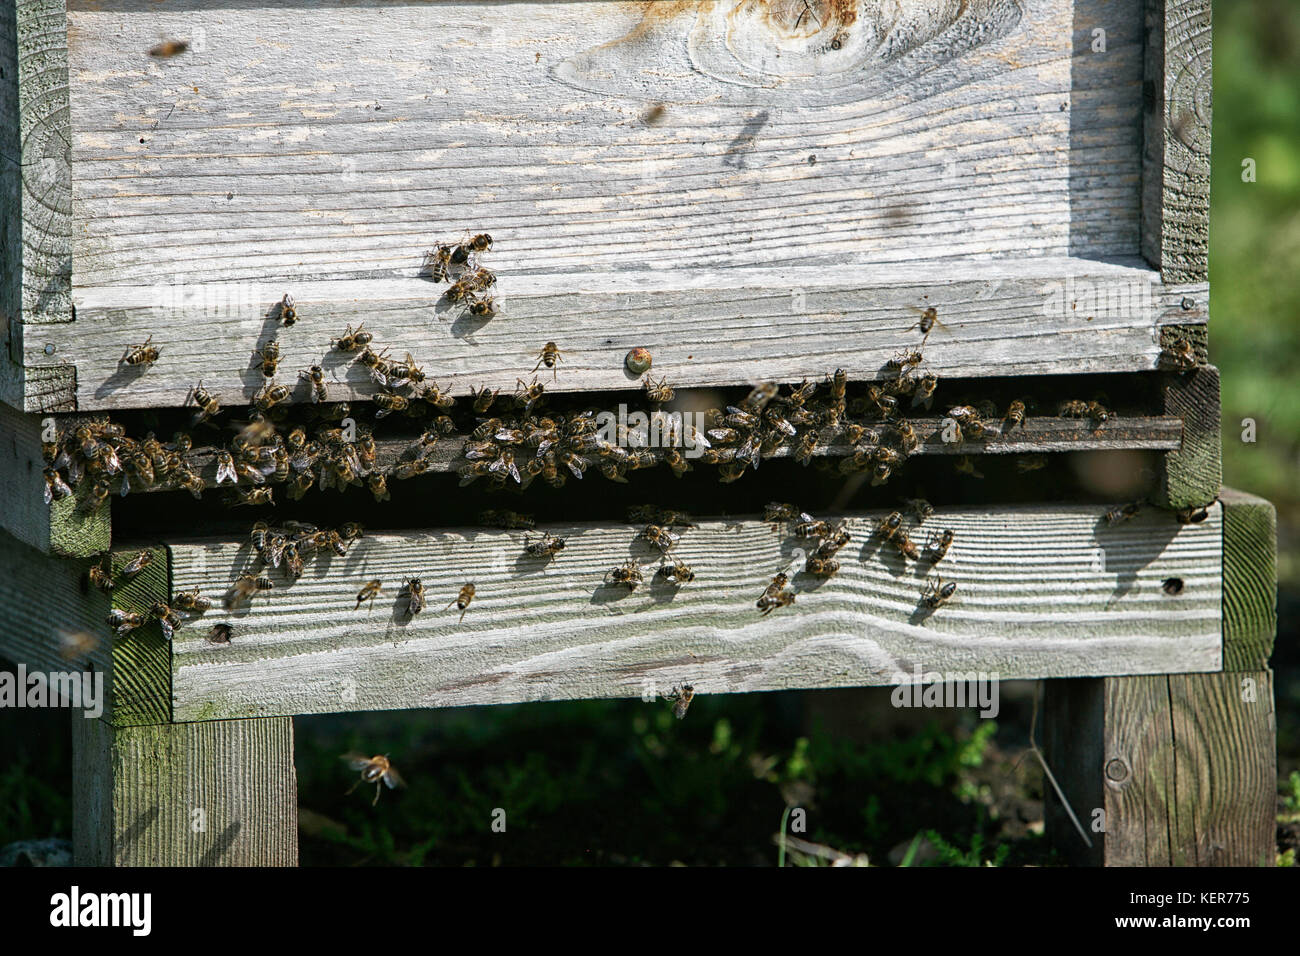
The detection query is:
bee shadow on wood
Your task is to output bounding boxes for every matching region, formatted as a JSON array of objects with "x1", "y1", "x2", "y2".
[
  {"x1": 513, "y1": 551, "x2": 557, "y2": 576},
  {"x1": 647, "y1": 573, "x2": 684, "y2": 604},
  {"x1": 93, "y1": 361, "x2": 152, "y2": 400},
  {"x1": 1093, "y1": 517, "x2": 1180, "y2": 602},
  {"x1": 792, "y1": 570, "x2": 834, "y2": 593},
  {"x1": 196, "y1": 821, "x2": 242, "y2": 867},
  {"x1": 448, "y1": 308, "x2": 493, "y2": 341},
  {"x1": 908, "y1": 601, "x2": 939, "y2": 627},
  {"x1": 590, "y1": 582, "x2": 638, "y2": 606}
]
